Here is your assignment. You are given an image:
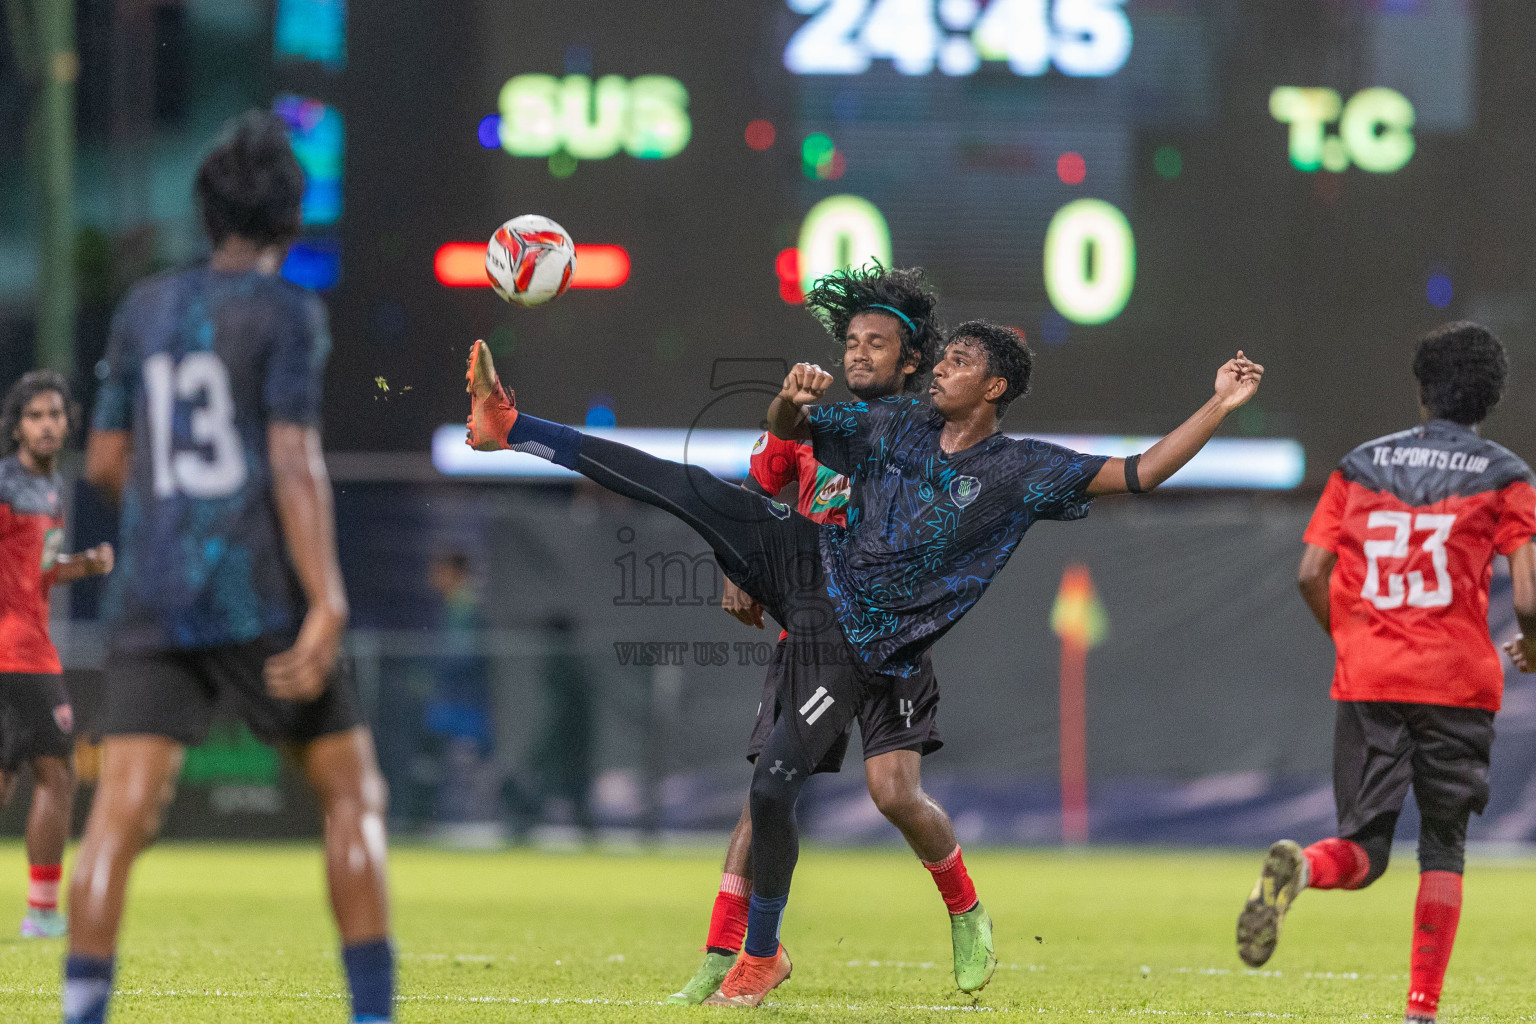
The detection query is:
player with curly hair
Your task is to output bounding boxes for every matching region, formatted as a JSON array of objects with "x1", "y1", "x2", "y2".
[
  {"x1": 0, "y1": 370, "x2": 113, "y2": 939},
  {"x1": 670, "y1": 266, "x2": 983, "y2": 1003},
  {"x1": 465, "y1": 293, "x2": 1262, "y2": 1004},
  {"x1": 1237, "y1": 322, "x2": 1536, "y2": 1024}
]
